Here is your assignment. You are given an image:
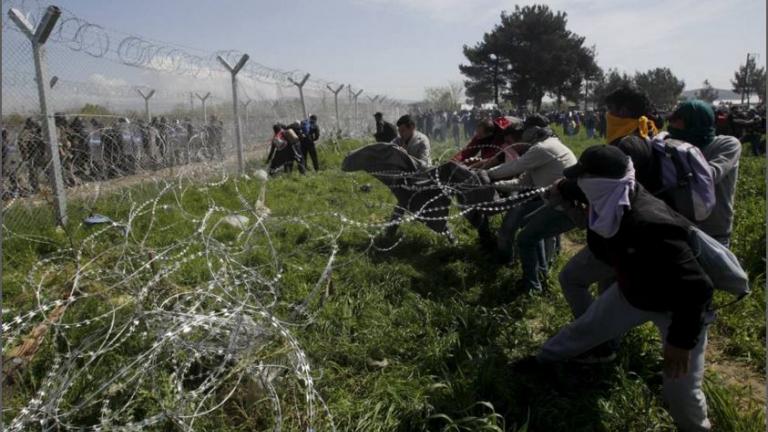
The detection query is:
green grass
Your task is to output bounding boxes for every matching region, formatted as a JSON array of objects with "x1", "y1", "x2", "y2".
[{"x1": 2, "y1": 131, "x2": 765, "y2": 431}]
